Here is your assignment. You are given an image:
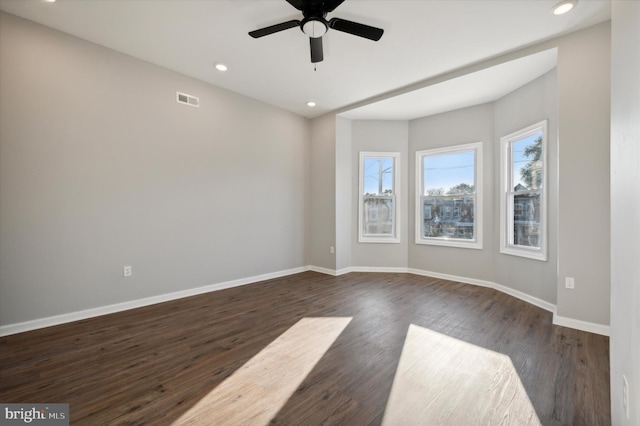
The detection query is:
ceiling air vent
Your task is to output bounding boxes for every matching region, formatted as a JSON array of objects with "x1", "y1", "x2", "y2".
[{"x1": 176, "y1": 91, "x2": 199, "y2": 108}]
